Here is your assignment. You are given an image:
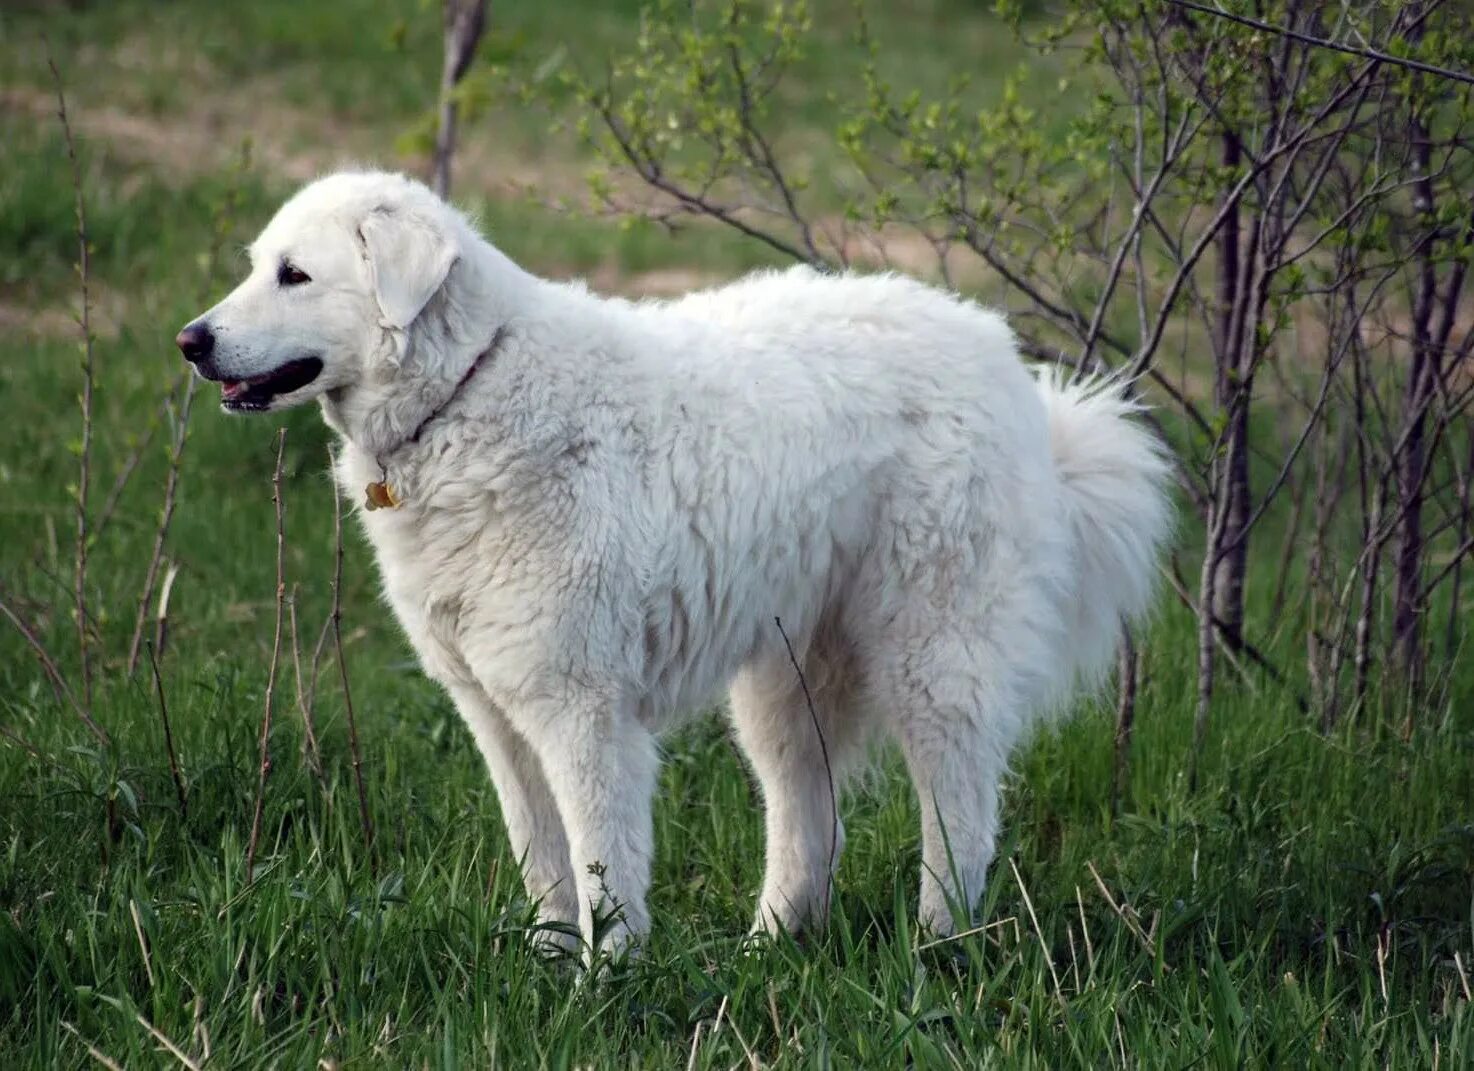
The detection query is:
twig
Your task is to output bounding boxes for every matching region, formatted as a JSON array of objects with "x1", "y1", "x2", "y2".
[
  {"x1": 48, "y1": 51, "x2": 95, "y2": 718},
  {"x1": 93, "y1": 415, "x2": 164, "y2": 542},
  {"x1": 0, "y1": 725, "x2": 44, "y2": 762},
  {"x1": 127, "y1": 377, "x2": 198, "y2": 676},
  {"x1": 1419, "y1": 534, "x2": 1474, "y2": 601},
  {"x1": 684, "y1": 1021, "x2": 705, "y2": 1071},
  {"x1": 0, "y1": 589, "x2": 109, "y2": 747},
  {"x1": 766, "y1": 984, "x2": 784, "y2": 1046},
  {"x1": 1010, "y1": 857, "x2": 1065, "y2": 1004},
  {"x1": 60, "y1": 1022, "x2": 125, "y2": 1071},
  {"x1": 1111, "y1": 628, "x2": 1139, "y2": 817},
  {"x1": 775, "y1": 615, "x2": 837, "y2": 921},
  {"x1": 1375, "y1": 928, "x2": 1389, "y2": 1009},
  {"x1": 1075, "y1": 885, "x2": 1097, "y2": 982},
  {"x1": 1163, "y1": 0, "x2": 1474, "y2": 87},
  {"x1": 133, "y1": 1012, "x2": 204, "y2": 1071},
  {"x1": 1086, "y1": 859, "x2": 1159, "y2": 964},
  {"x1": 153, "y1": 561, "x2": 180, "y2": 661},
  {"x1": 300, "y1": 613, "x2": 335, "y2": 736},
  {"x1": 718, "y1": 991, "x2": 760, "y2": 1071},
  {"x1": 914, "y1": 914, "x2": 1018, "y2": 952},
  {"x1": 329, "y1": 452, "x2": 376, "y2": 865},
  {"x1": 245, "y1": 429, "x2": 288, "y2": 880},
  {"x1": 594, "y1": 96, "x2": 825, "y2": 268},
  {"x1": 723, "y1": 30, "x2": 824, "y2": 264},
  {"x1": 1160, "y1": 558, "x2": 1307, "y2": 710},
  {"x1": 129, "y1": 899, "x2": 155, "y2": 989},
  {"x1": 127, "y1": 143, "x2": 246, "y2": 674},
  {"x1": 212, "y1": 858, "x2": 285, "y2": 920},
  {"x1": 288, "y1": 586, "x2": 324, "y2": 783},
  {"x1": 190, "y1": 996, "x2": 211, "y2": 1066},
  {"x1": 146, "y1": 641, "x2": 187, "y2": 819}
]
